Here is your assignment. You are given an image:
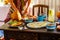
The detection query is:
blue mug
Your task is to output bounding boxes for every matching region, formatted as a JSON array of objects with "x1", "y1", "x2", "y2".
[{"x1": 37, "y1": 15, "x2": 46, "y2": 21}]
